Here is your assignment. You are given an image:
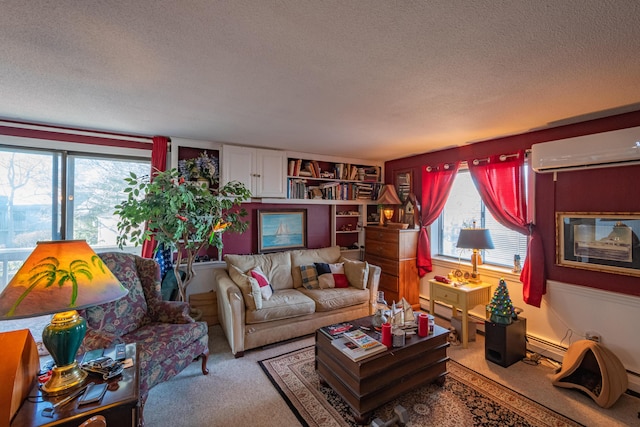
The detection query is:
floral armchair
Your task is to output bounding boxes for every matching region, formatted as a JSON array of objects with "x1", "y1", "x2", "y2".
[{"x1": 79, "y1": 252, "x2": 209, "y2": 405}]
